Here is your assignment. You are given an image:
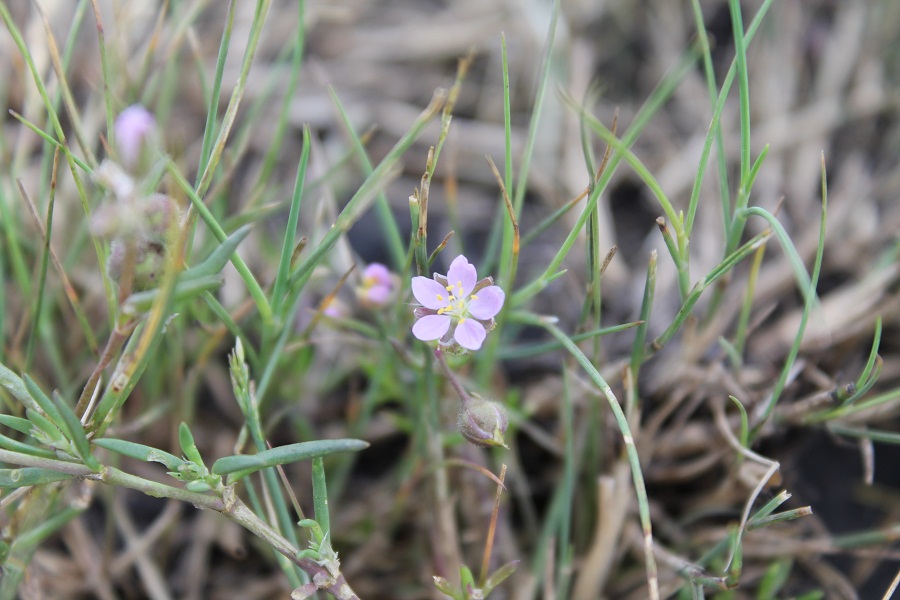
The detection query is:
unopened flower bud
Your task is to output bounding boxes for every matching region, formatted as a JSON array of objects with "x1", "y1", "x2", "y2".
[
  {"x1": 457, "y1": 395, "x2": 509, "y2": 448},
  {"x1": 115, "y1": 104, "x2": 156, "y2": 171}
]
